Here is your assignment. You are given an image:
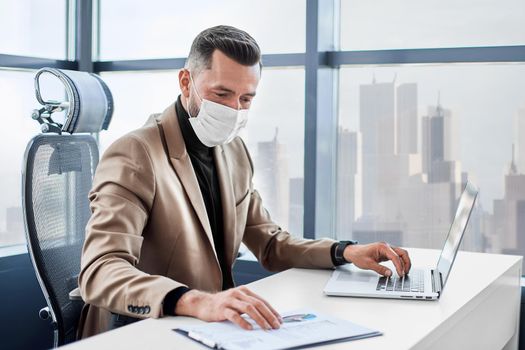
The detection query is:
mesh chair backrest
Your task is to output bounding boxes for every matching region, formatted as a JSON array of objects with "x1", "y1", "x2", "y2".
[{"x1": 23, "y1": 134, "x2": 98, "y2": 345}]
